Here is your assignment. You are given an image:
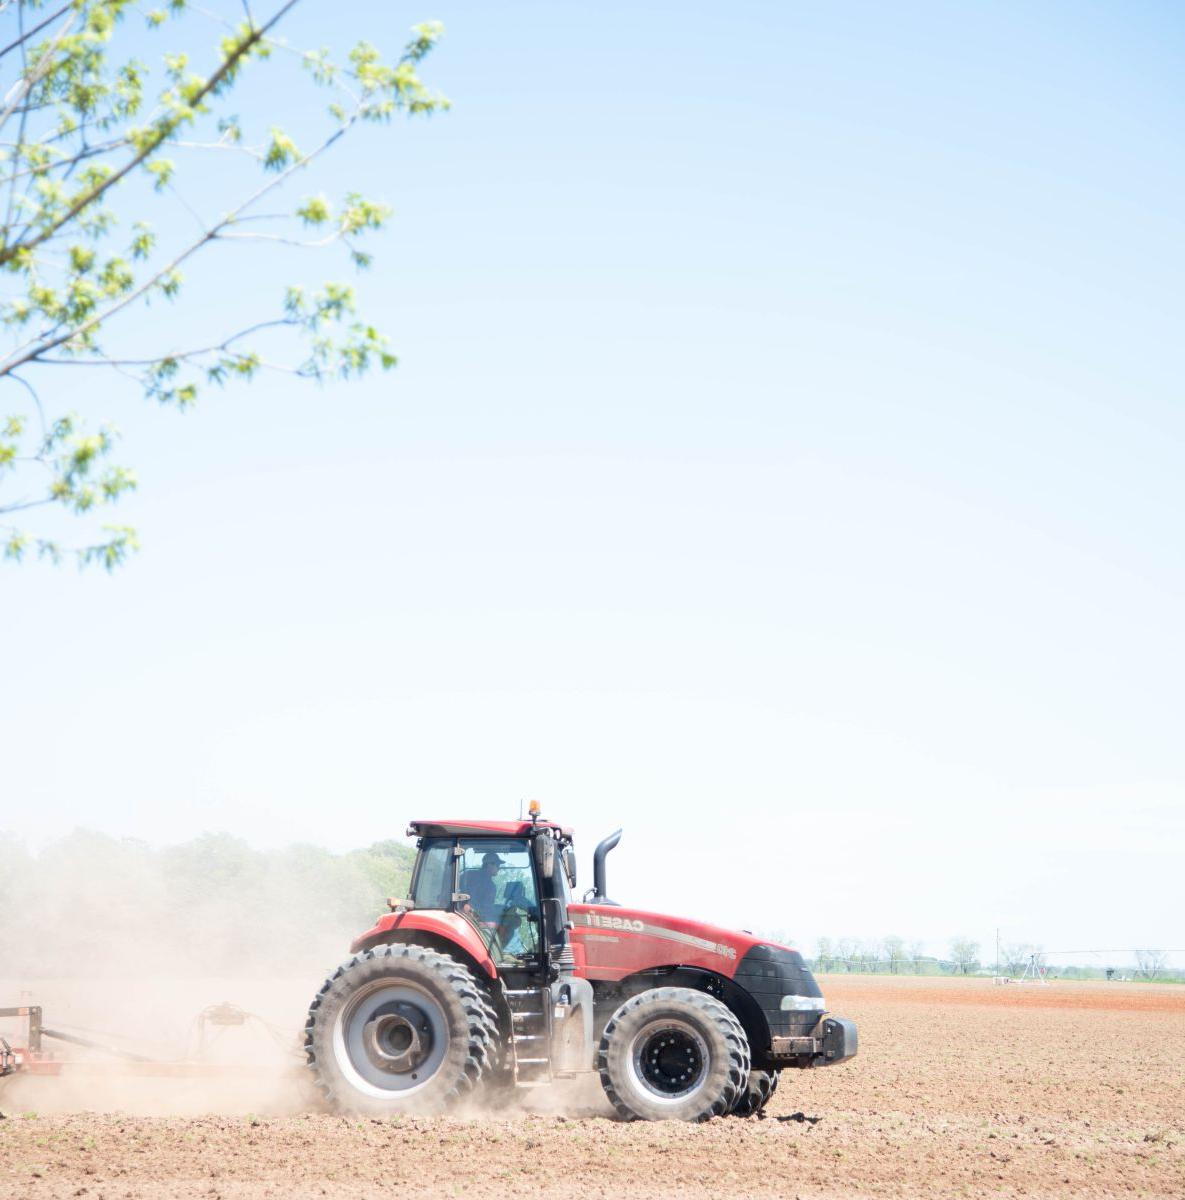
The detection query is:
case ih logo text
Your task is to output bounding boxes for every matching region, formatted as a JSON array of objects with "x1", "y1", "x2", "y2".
[
  {"x1": 580, "y1": 913, "x2": 738, "y2": 960},
  {"x1": 585, "y1": 913, "x2": 644, "y2": 932}
]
